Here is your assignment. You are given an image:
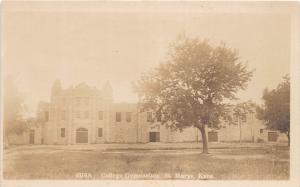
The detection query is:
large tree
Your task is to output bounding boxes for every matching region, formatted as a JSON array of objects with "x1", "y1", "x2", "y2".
[
  {"x1": 256, "y1": 75, "x2": 290, "y2": 145},
  {"x1": 3, "y1": 77, "x2": 27, "y2": 146},
  {"x1": 134, "y1": 37, "x2": 253, "y2": 153}
]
